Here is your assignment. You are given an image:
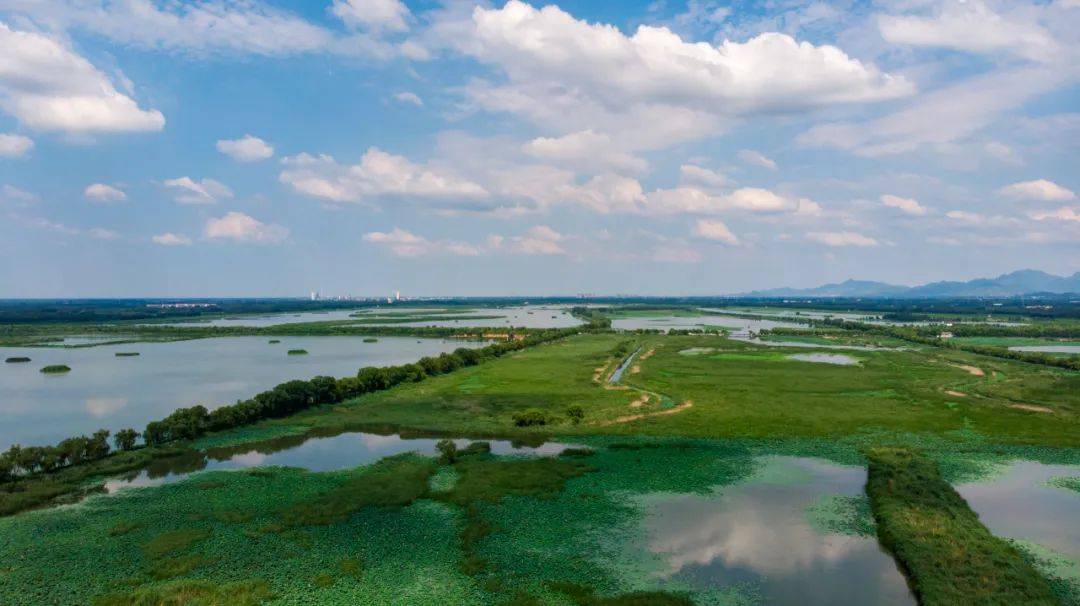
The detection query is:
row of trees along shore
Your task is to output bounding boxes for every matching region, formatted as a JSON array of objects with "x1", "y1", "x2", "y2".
[{"x1": 0, "y1": 326, "x2": 584, "y2": 483}]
